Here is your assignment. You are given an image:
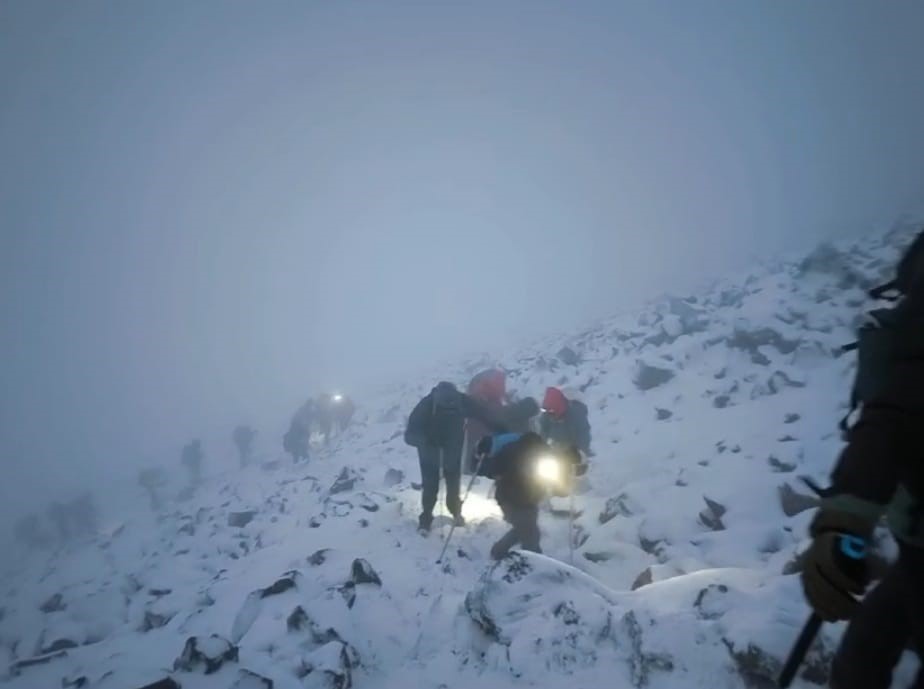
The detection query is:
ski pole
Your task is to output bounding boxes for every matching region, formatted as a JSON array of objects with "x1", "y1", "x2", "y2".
[
  {"x1": 778, "y1": 613, "x2": 822, "y2": 688},
  {"x1": 568, "y1": 464, "x2": 576, "y2": 565},
  {"x1": 436, "y1": 450, "x2": 487, "y2": 564}
]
